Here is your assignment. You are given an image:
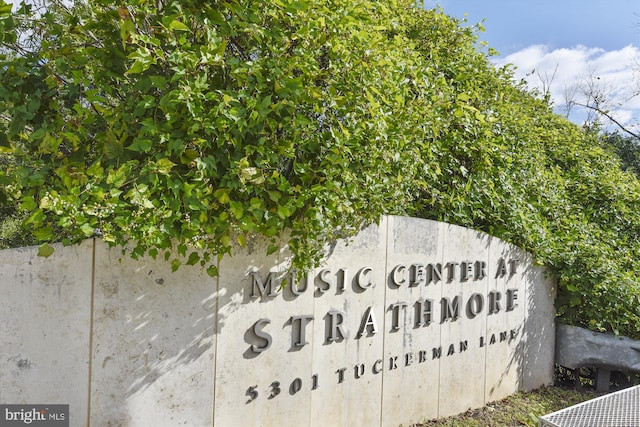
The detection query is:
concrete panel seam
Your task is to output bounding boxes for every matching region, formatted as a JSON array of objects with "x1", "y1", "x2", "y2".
[
  {"x1": 87, "y1": 238, "x2": 97, "y2": 427},
  {"x1": 211, "y1": 256, "x2": 220, "y2": 427},
  {"x1": 482, "y1": 235, "x2": 492, "y2": 406},
  {"x1": 378, "y1": 217, "x2": 390, "y2": 427}
]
